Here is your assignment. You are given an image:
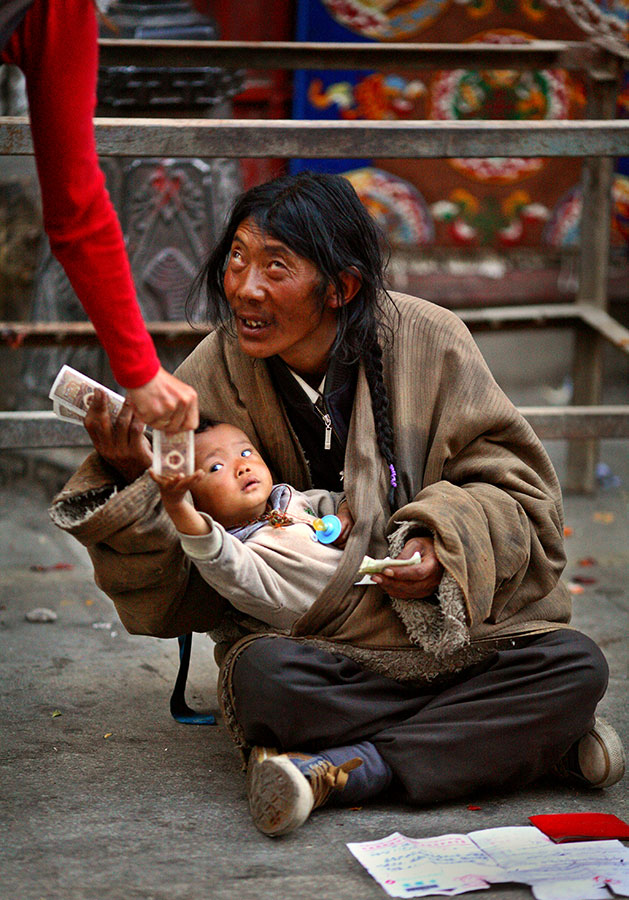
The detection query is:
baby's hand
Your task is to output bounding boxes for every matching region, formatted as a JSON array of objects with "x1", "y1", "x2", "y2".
[
  {"x1": 150, "y1": 469, "x2": 210, "y2": 536},
  {"x1": 150, "y1": 469, "x2": 204, "y2": 507}
]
